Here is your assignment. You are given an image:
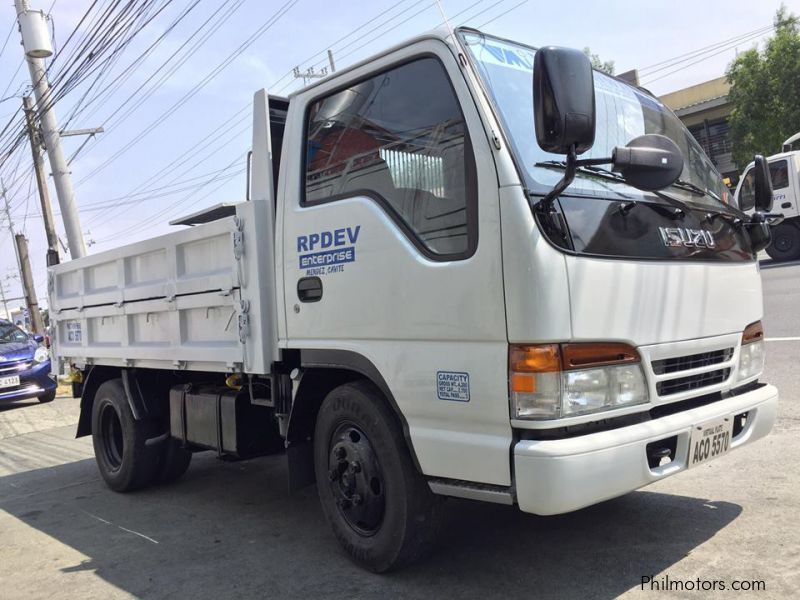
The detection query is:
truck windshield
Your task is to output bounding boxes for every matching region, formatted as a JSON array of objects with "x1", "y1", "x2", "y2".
[{"x1": 459, "y1": 31, "x2": 731, "y2": 210}]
